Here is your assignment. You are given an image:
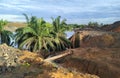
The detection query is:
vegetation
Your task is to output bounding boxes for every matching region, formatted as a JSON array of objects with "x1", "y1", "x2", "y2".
[
  {"x1": 51, "y1": 16, "x2": 71, "y2": 51},
  {"x1": 15, "y1": 15, "x2": 54, "y2": 52},
  {"x1": 68, "y1": 24, "x2": 86, "y2": 29},
  {"x1": 15, "y1": 14, "x2": 71, "y2": 57},
  {"x1": 88, "y1": 22, "x2": 104, "y2": 27},
  {"x1": 88, "y1": 22, "x2": 99, "y2": 27},
  {"x1": 0, "y1": 19, "x2": 13, "y2": 45}
]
